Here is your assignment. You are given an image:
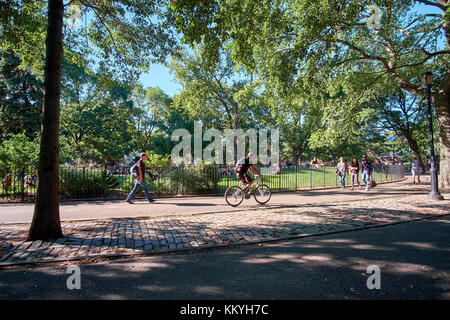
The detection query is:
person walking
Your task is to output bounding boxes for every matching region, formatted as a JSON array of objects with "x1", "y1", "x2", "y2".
[
  {"x1": 126, "y1": 152, "x2": 155, "y2": 204},
  {"x1": 336, "y1": 157, "x2": 349, "y2": 189},
  {"x1": 361, "y1": 155, "x2": 373, "y2": 191},
  {"x1": 349, "y1": 158, "x2": 362, "y2": 190},
  {"x1": 411, "y1": 157, "x2": 422, "y2": 183}
]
